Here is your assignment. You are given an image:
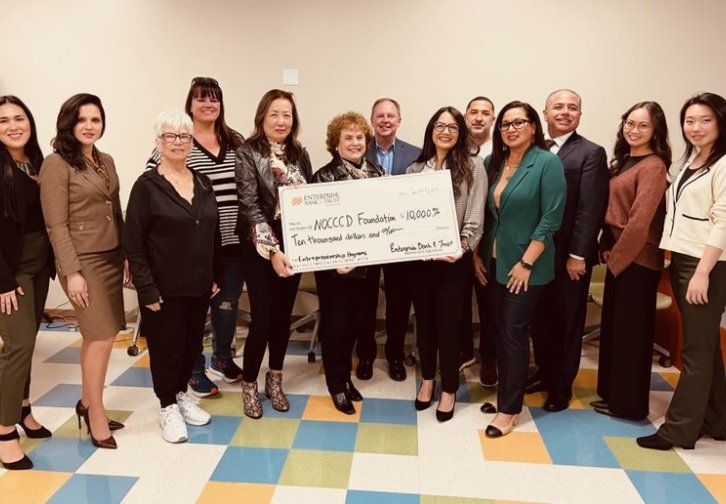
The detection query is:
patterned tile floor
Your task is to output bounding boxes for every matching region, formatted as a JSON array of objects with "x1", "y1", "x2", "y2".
[{"x1": 2, "y1": 327, "x2": 724, "y2": 503}]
